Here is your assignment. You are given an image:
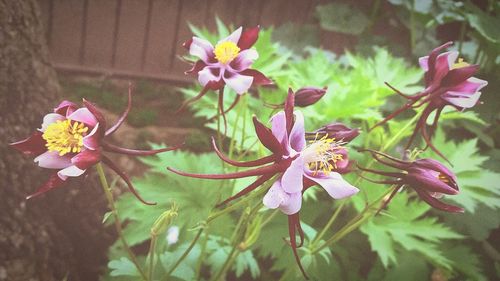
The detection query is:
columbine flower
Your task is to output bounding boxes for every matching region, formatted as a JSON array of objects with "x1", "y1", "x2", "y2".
[
  {"x1": 372, "y1": 42, "x2": 487, "y2": 161},
  {"x1": 10, "y1": 85, "x2": 179, "y2": 204},
  {"x1": 180, "y1": 26, "x2": 272, "y2": 114},
  {"x1": 357, "y1": 149, "x2": 463, "y2": 213},
  {"x1": 168, "y1": 89, "x2": 358, "y2": 278},
  {"x1": 307, "y1": 122, "x2": 360, "y2": 143}
]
